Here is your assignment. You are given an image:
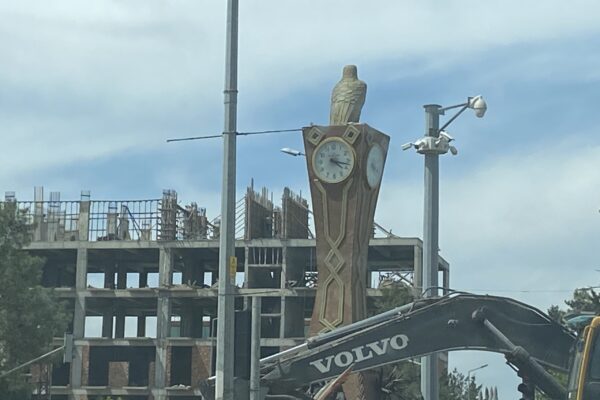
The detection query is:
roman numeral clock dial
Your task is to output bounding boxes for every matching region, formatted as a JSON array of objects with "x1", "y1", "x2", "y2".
[{"x1": 312, "y1": 137, "x2": 356, "y2": 184}]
